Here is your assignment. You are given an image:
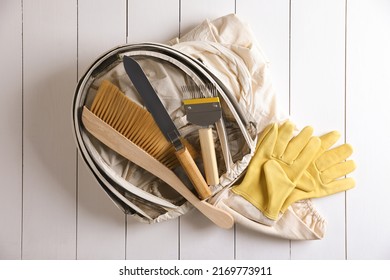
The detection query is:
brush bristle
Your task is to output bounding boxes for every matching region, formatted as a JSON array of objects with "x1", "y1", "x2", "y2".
[{"x1": 90, "y1": 80, "x2": 196, "y2": 169}]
